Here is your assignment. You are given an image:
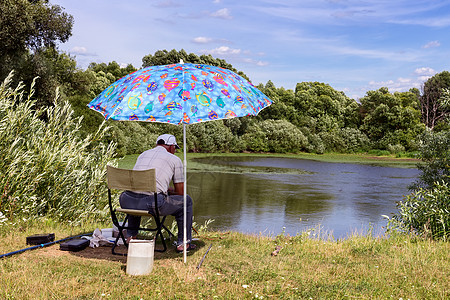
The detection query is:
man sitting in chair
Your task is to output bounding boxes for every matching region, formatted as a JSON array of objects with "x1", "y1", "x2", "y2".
[{"x1": 119, "y1": 134, "x2": 195, "y2": 253}]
